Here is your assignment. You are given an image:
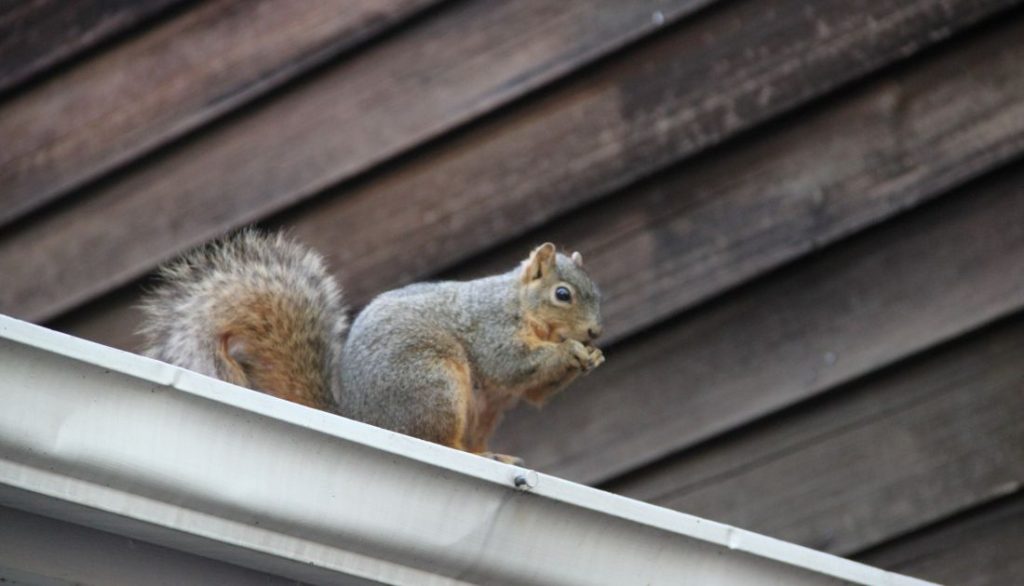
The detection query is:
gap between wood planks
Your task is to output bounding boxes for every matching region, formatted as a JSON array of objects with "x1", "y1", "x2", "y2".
[
  {"x1": 2, "y1": 0, "x2": 1010, "y2": 325},
  {"x1": 0, "y1": 0, "x2": 446, "y2": 226}
]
